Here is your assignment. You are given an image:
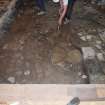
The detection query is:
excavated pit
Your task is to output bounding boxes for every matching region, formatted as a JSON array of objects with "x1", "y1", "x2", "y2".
[{"x1": 0, "y1": 0, "x2": 105, "y2": 84}]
